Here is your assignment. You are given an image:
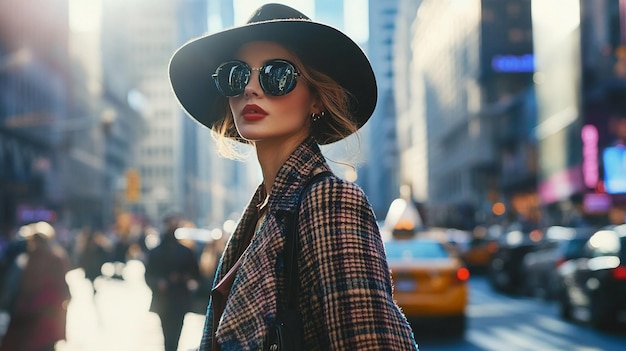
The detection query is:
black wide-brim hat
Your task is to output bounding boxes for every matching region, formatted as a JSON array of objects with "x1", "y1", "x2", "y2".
[{"x1": 168, "y1": 3, "x2": 377, "y2": 144}]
